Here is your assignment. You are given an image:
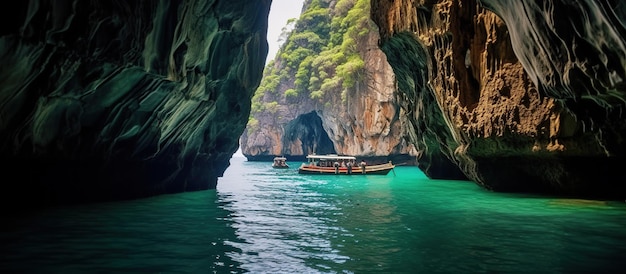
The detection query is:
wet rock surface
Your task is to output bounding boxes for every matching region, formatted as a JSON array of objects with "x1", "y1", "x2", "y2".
[
  {"x1": 0, "y1": 0, "x2": 270, "y2": 208},
  {"x1": 371, "y1": 0, "x2": 626, "y2": 199}
]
